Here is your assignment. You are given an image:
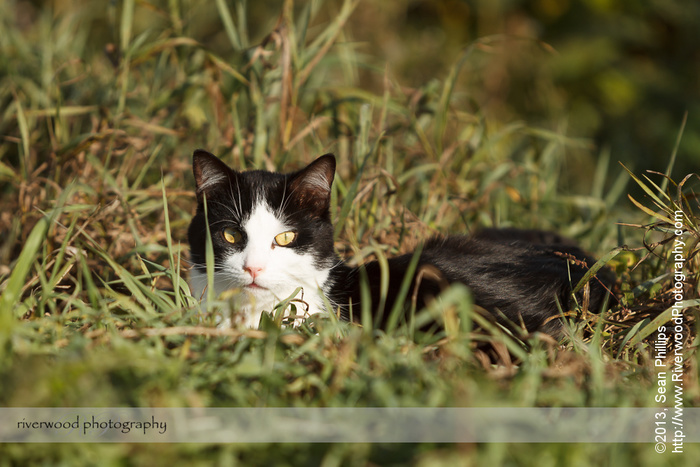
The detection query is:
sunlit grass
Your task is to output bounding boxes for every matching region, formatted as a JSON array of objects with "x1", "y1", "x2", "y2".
[{"x1": 0, "y1": 0, "x2": 698, "y2": 464}]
